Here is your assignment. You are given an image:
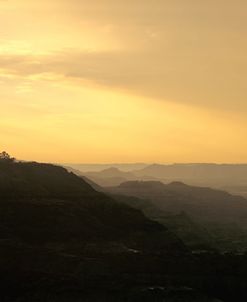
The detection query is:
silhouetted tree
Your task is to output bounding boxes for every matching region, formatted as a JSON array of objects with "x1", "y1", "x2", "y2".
[{"x1": 0, "y1": 151, "x2": 15, "y2": 162}]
